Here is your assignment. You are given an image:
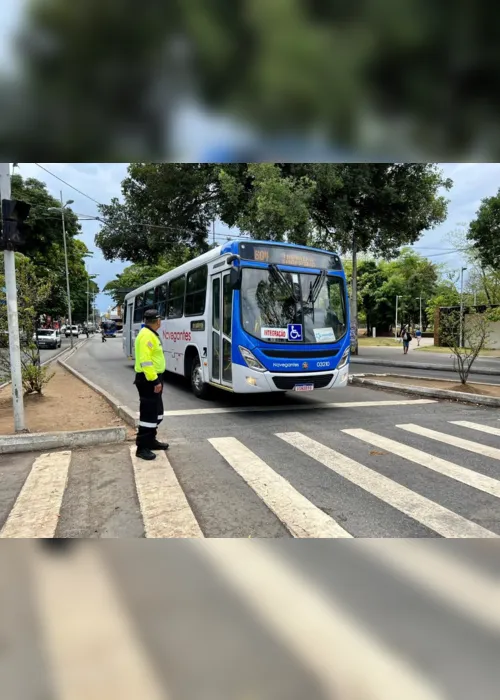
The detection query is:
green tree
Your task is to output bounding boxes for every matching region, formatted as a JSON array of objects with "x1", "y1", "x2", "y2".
[
  {"x1": 10, "y1": 173, "x2": 97, "y2": 322},
  {"x1": 356, "y1": 260, "x2": 389, "y2": 335},
  {"x1": 5, "y1": 1, "x2": 500, "y2": 160},
  {"x1": 468, "y1": 189, "x2": 500, "y2": 270},
  {"x1": 0, "y1": 253, "x2": 54, "y2": 392},
  {"x1": 426, "y1": 280, "x2": 461, "y2": 324},
  {"x1": 303, "y1": 163, "x2": 451, "y2": 351},
  {"x1": 95, "y1": 164, "x2": 216, "y2": 263},
  {"x1": 218, "y1": 163, "x2": 316, "y2": 244}
]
